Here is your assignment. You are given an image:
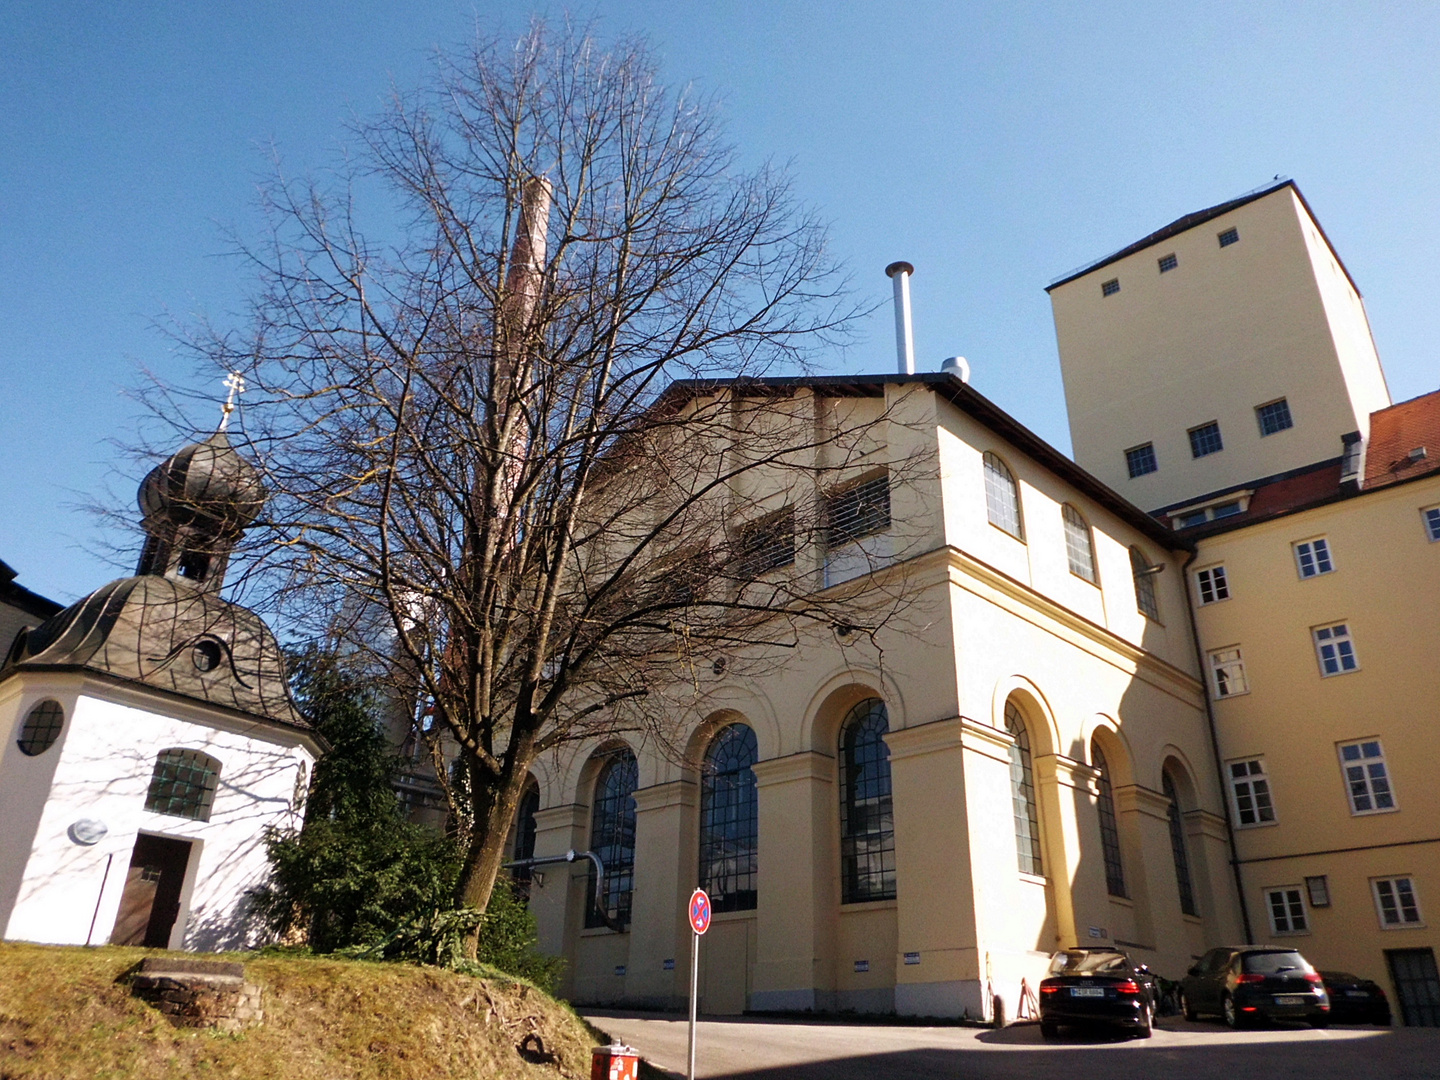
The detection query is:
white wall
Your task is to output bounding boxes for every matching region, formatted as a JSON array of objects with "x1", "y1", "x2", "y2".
[{"x1": 0, "y1": 673, "x2": 314, "y2": 950}]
